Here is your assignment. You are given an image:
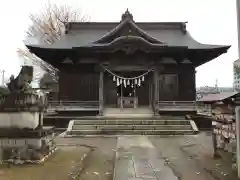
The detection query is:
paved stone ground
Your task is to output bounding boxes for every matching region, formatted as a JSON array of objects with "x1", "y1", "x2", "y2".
[
  {"x1": 115, "y1": 133, "x2": 239, "y2": 180},
  {"x1": 54, "y1": 132, "x2": 238, "y2": 180},
  {"x1": 114, "y1": 136, "x2": 178, "y2": 180},
  {"x1": 149, "y1": 132, "x2": 239, "y2": 180}
]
